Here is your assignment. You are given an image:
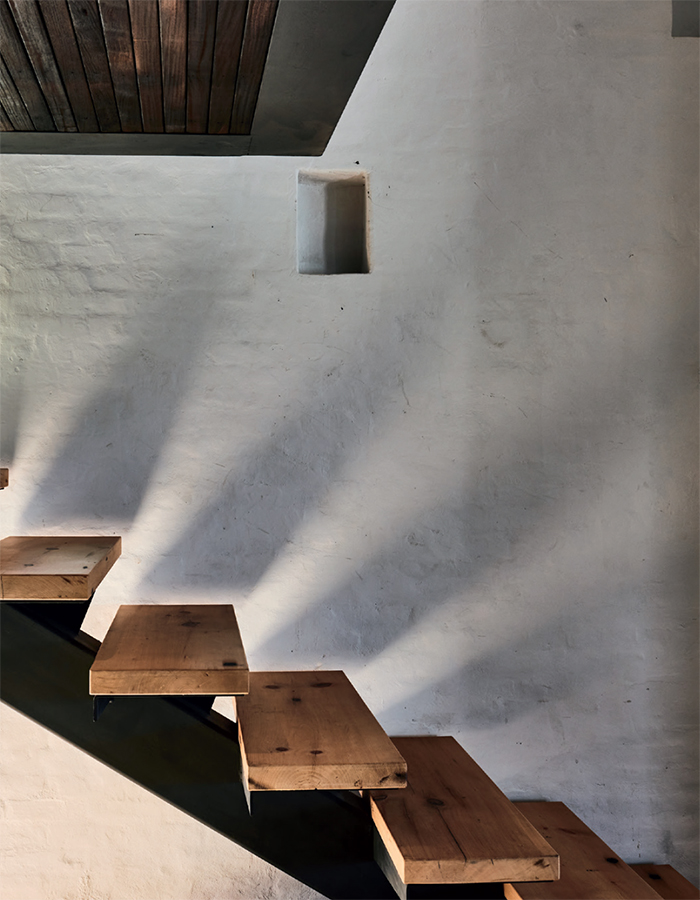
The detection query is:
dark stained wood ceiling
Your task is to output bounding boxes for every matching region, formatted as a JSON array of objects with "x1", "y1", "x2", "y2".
[
  {"x1": 0, "y1": 0, "x2": 277, "y2": 135},
  {"x1": 0, "y1": 0, "x2": 394, "y2": 155}
]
